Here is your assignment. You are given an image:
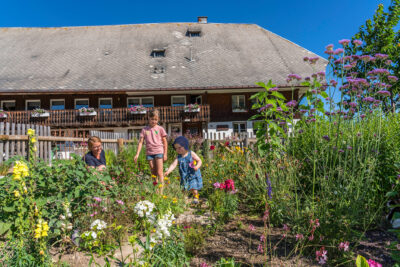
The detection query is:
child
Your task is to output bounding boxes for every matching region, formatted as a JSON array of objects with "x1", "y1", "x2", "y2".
[
  {"x1": 134, "y1": 109, "x2": 168, "y2": 193},
  {"x1": 164, "y1": 136, "x2": 203, "y2": 204}
]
